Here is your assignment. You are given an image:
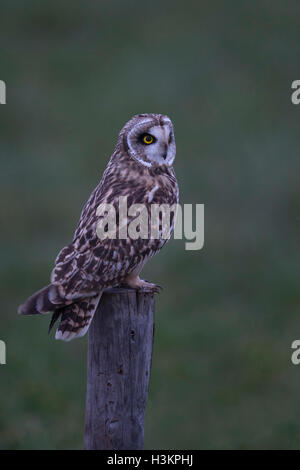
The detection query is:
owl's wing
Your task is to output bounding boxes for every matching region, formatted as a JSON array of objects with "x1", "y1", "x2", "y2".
[{"x1": 51, "y1": 188, "x2": 144, "y2": 300}]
